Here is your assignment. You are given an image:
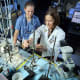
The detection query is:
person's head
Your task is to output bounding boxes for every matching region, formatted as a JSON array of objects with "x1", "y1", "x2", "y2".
[
  {"x1": 45, "y1": 6, "x2": 60, "y2": 30},
  {"x1": 24, "y1": 1, "x2": 35, "y2": 18}
]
